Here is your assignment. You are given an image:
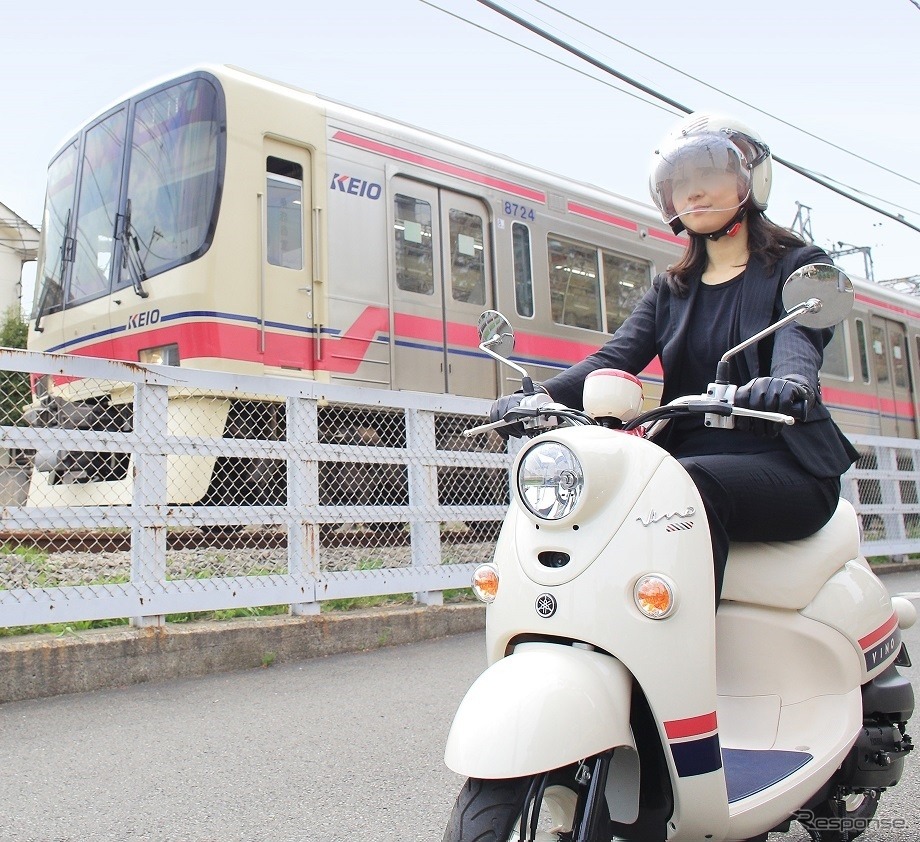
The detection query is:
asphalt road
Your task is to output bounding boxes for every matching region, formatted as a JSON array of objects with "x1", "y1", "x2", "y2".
[{"x1": 1, "y1": 572, "x2": 918, "y2": 842}]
